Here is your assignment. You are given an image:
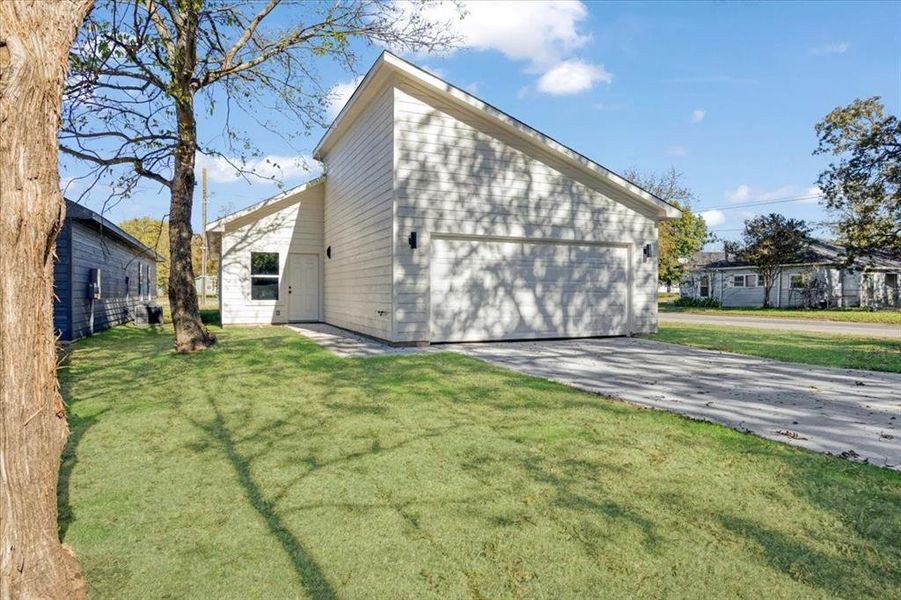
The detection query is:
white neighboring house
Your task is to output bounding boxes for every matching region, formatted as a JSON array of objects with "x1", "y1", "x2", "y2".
[
  {"x1": 207, "y1": 52, "x2": 680, "y2": 344},
  {"x1": 680, "y1": 240, "x2": 901, "y2": 308}
]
